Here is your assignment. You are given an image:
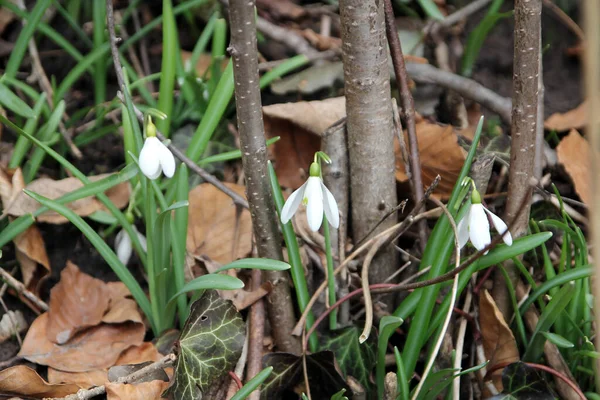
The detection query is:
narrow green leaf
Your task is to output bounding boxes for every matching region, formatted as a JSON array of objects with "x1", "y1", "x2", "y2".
[
  {"x1": 213, "y1": 258, "x2": 291, "y2": 273},
  {"x1": 540, "y1": 332, "x2": 574, "y2": 348},
  {"x1": 4, "y1": 0, "x2": 52, "y2": 78},
  {"x1": 169, "y1": 275, "x2": 244, "y2": 303},
  {"x1": 523, "y1": 283, "x2": 576, "y2": 361},
  {"x1": 377, "y1": 316, "x2": 403, "y2": 400},
  {"x1": 230, "y1": 367, "x2": 273, "y2": 400},
  {"x1": 156, "y1": 0, "x2": 177, "y2": 136},
  {"x1": 0, "y1": 83, "x2": 34, "y2": 118}
]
